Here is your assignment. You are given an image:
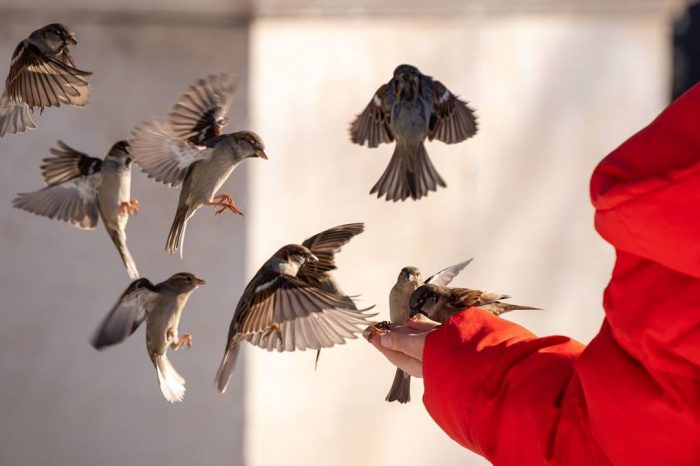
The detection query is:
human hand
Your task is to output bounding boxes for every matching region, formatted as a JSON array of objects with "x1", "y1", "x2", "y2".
[{"x1": 364, "y1": 316, "x2": 441, "y2": 378}]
